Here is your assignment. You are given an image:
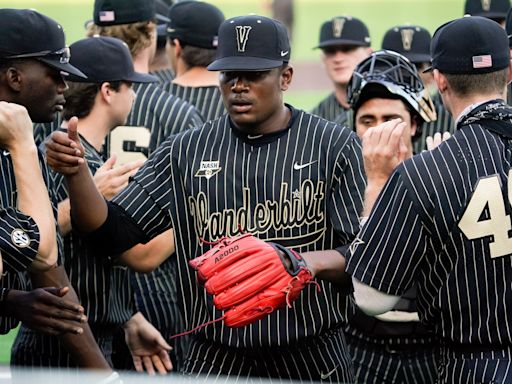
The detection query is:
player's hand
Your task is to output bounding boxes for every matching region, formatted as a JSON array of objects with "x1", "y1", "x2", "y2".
[
  {"x1": 426, "y1": 131, "x2": 451, "y2": 151},
  {"x1": 0, "y1": 101, "x2": 35, "y2": 151},
  {"x1": 3, "y1": 287, "x2": 87, "y2": 336},
  {"x1": 123, "y1": 312, "x2": 173, "y2": 375},
  {"x1": 93, "y1": 154, "x2": 144, "y2": 200},
  {"x1": 45, "y1": 116, "x2": 85, "y2": 175},
  {"x1": 362, "y1": 118, "x2": 411, "y2": 187}
]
